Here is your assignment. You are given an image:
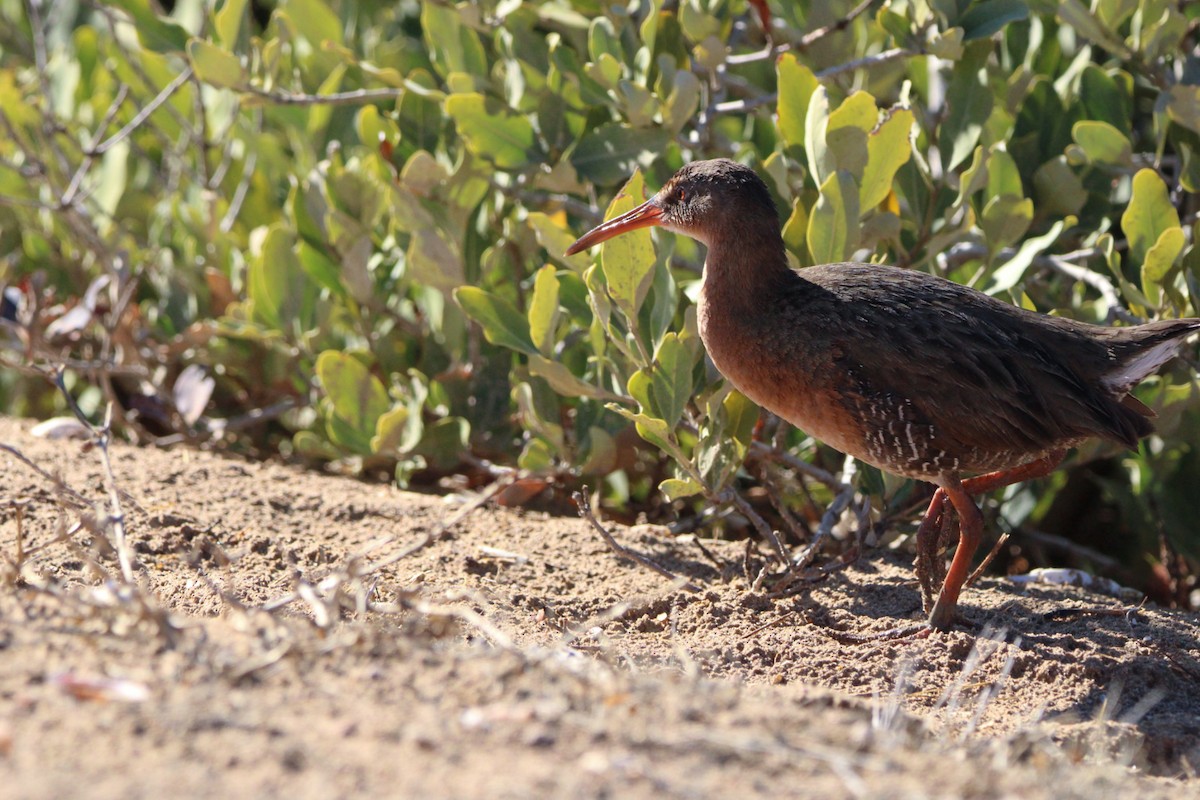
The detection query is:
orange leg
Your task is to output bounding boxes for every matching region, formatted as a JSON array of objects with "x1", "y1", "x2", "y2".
[
  {"x1": 922, "y1": 450, "x2": 1066, "y2": 631},
  {"x1": 914, "y1": 490, "x2": 948, "y2": 608}
]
